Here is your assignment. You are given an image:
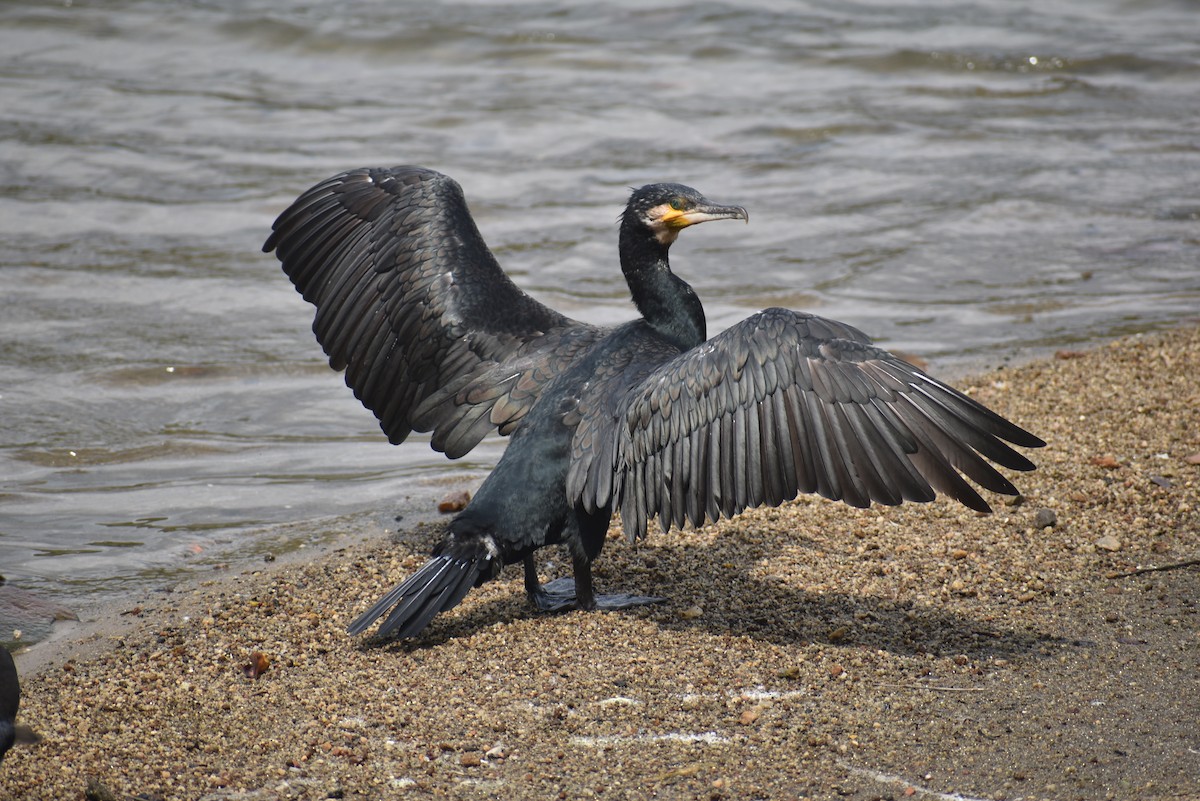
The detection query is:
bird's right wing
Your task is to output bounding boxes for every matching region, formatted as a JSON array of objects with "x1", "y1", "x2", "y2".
[
  {"x1": 264, "y1": 166, "x2": 603, "y2": 458},
  {"x1": 603, "y1": 308, "x2": 1045, "y2": 539}
]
